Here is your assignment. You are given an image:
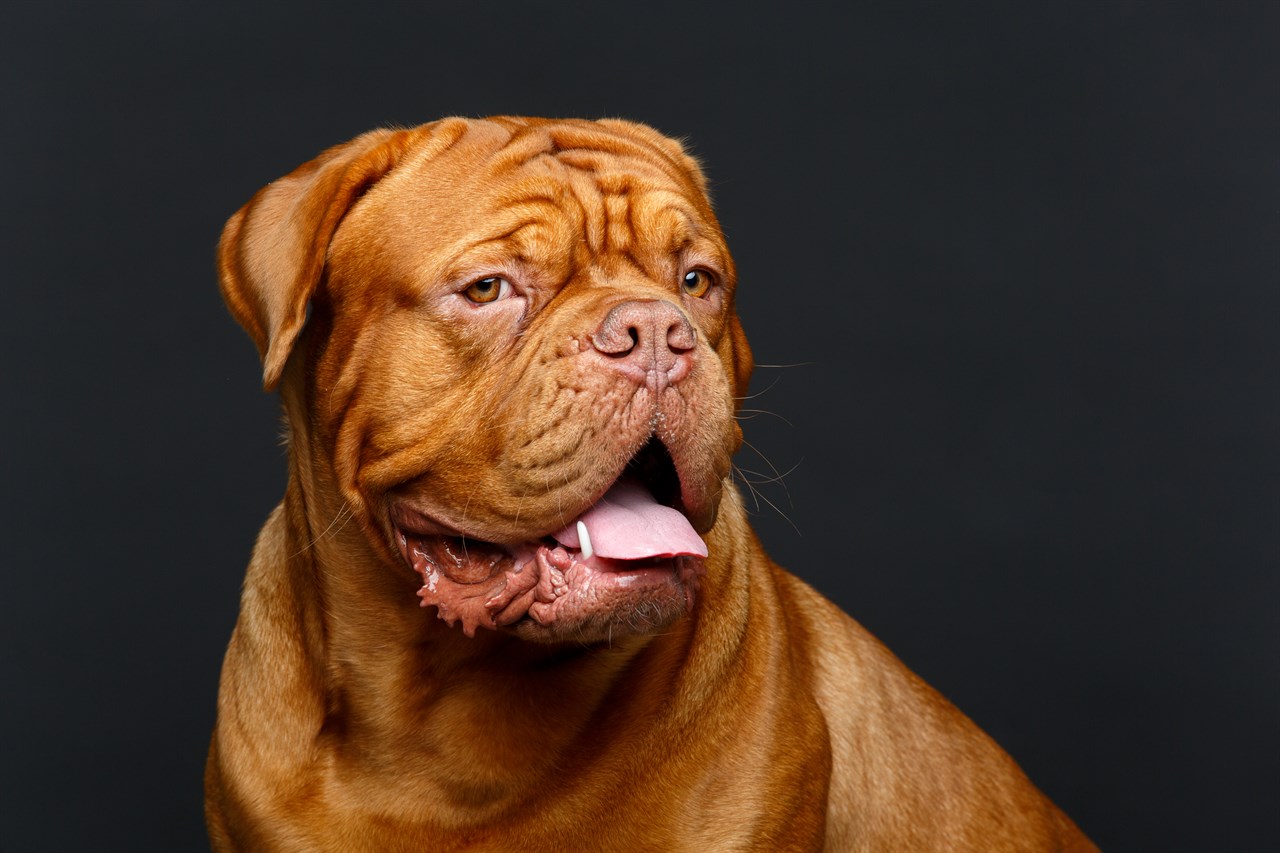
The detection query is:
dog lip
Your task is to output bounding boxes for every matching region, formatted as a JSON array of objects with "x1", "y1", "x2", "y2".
[
  {"x1": 682, "y1": 498, "x2": 716, "y2": 536},
  {"x1": 389, "y1": 448, "x2": 705, "y2": 547},
  {"x1": 619, "y1": 433, "x2": 716, "y2": 529},
  {"x1": 390, "y1": 501, "x2": 467, "y2": 539}
]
